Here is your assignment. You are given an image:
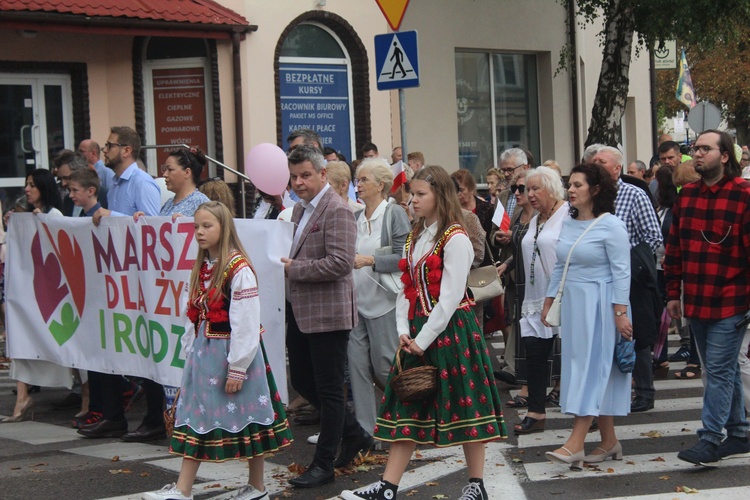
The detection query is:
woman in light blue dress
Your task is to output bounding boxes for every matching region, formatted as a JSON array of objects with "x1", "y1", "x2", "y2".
[{"x1": 541, "y1": 163, "x2": 633, "y2": 470}]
